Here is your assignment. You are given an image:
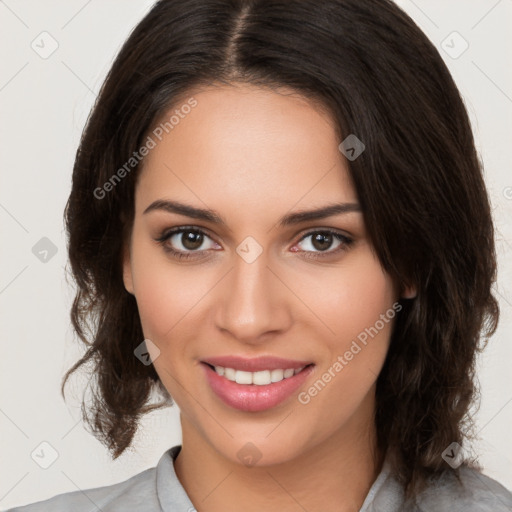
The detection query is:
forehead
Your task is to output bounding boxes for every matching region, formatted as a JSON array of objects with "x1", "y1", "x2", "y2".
[{"x1": 135, "y1": 83, "x2": 358, "y2": 219}]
